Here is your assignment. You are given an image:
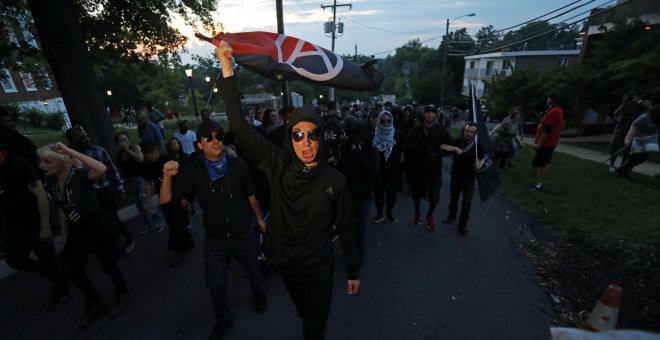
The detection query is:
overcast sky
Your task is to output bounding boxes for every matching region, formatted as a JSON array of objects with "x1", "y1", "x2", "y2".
[{"x1": 175, "y1": 0, "x2": 614, "y2": 63}]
